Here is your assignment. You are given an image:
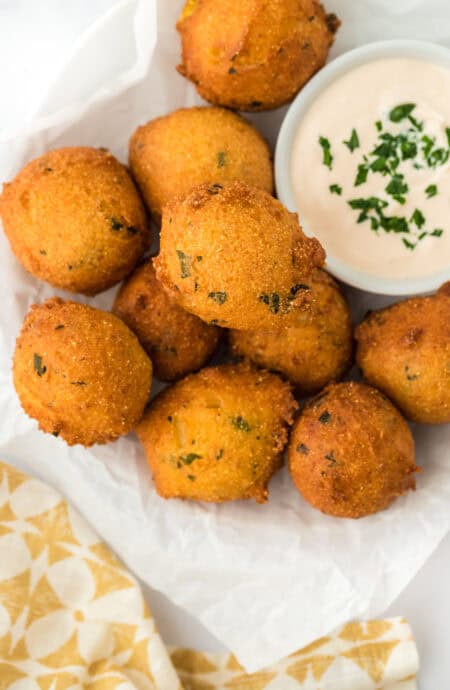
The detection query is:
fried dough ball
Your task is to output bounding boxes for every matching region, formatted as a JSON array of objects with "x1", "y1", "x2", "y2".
[
  {"x1": 113, "y1": 259, "x2": 220, "y2": 381},
  {"x1": 355, "y1": 283, "x2": 450, "y2": 424},
  {"x1": 229, "y1": 270, "x2": 352, "y2": 394},
  {"x1": 129, "y1": 106, "x2": 273, "y2": 221},
  {"x1": 0, "y1": 147, "x2": 150, "y2": 295},
  {"x1": 177, "y1": 0, "x2": 340, "y2": 111},
  {"x1": 13, "y1": 298, "x2": 152, "y2": 446},
  {"x1": 288, "y1": 382, "x2": 418, "y2": 518},
  {"x1": 137, "y1": 363, "x2": 297, "y2": 502},
  {"x1": 154, "y1": 181, "x2": 325, "y2": 330}
]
